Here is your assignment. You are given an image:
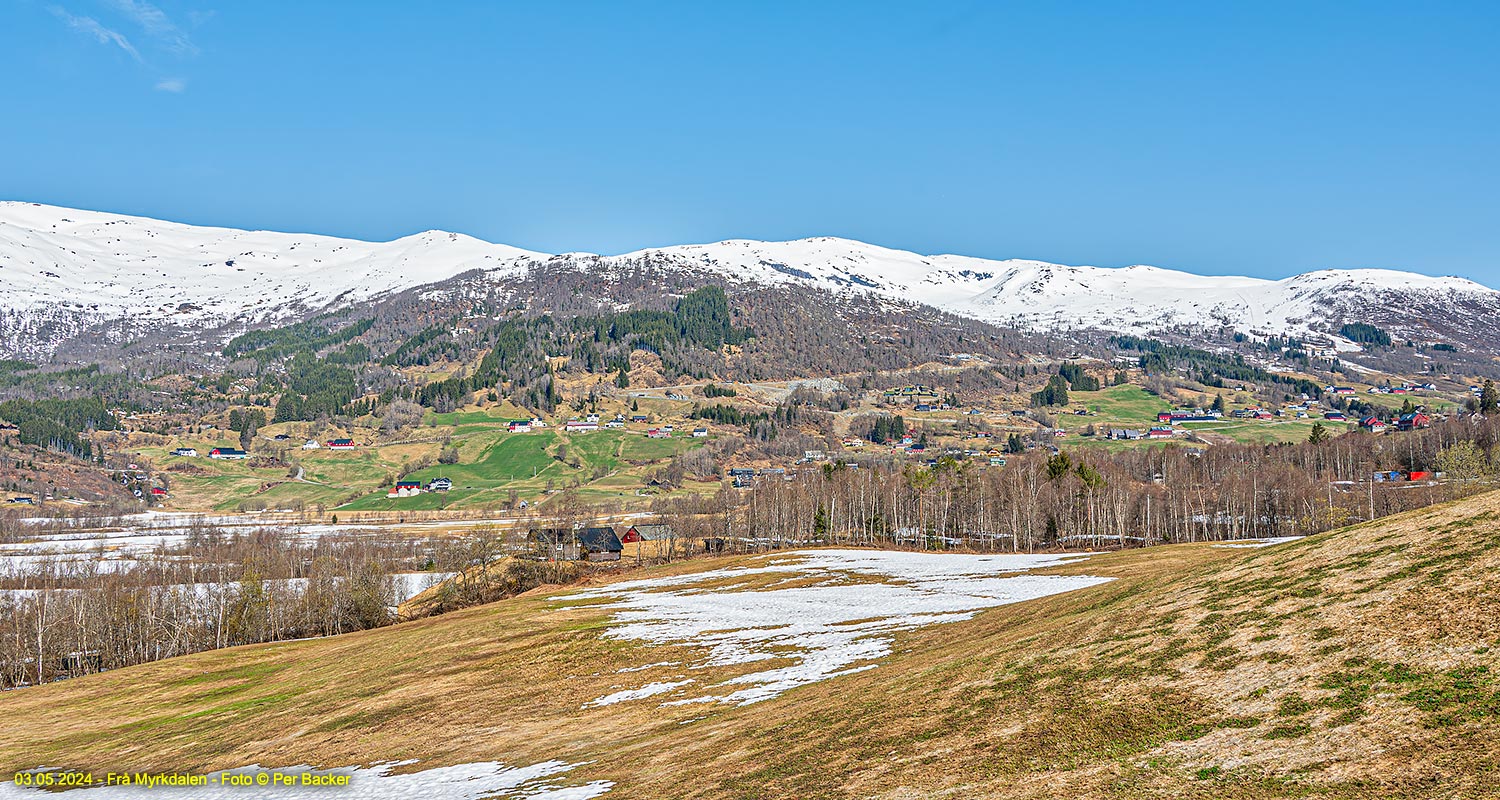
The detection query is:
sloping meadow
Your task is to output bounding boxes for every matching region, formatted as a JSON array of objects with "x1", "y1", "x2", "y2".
[{"x1": 1, "y1": 491, "x2": 1497, "y2": 798}]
